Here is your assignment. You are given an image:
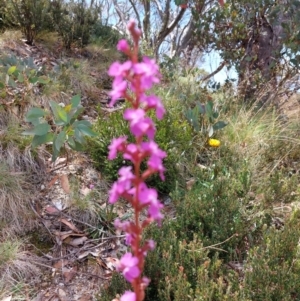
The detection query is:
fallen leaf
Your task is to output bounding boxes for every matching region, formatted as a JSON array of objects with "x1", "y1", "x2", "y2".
[
  {"x1": 53, "y1": 259, "x2": 69, "y2": 269},
  {"x1": 67, "y1": 236, "x2": 88, "y2": 247},
  {"x1": 59, "y1": 218, "x2": 81, "y2": 233},
  {"x1": 186, "y1": 178, "x2": 196, "y2": 190},
  {"x1": 48, "y1": 175, "x2": 59, "y2": 189},
  {"x1": 1, "y1": 296, "x2": 12, "y2": 301},
  {"x1": 60, "y1": 174, "x2": 70, "y2": 194},
  {"x1": 62, "y1": 266, "x2": 77, "y2": 283},
  {"x1": 45, "y1": 206, "x2": 60, "y2": 215}
]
